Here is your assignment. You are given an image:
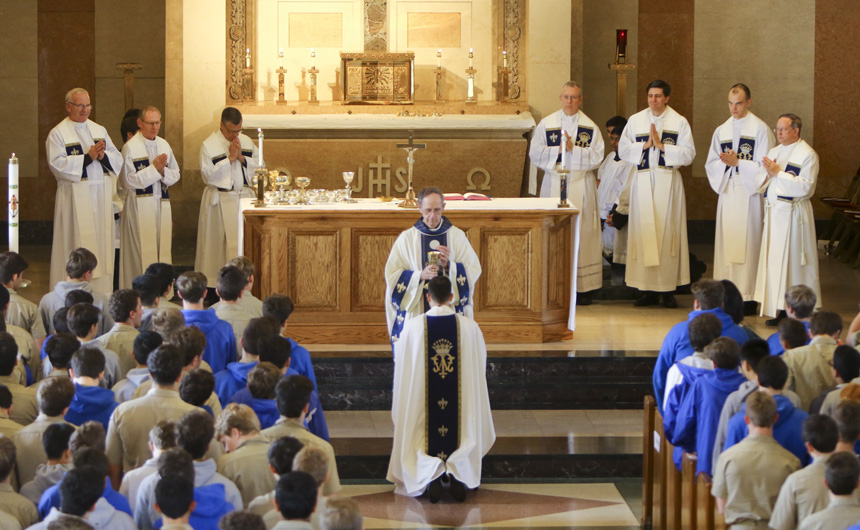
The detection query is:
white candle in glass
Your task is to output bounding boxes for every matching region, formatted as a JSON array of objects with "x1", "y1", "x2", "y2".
[
  {"x1": 437, "y1": 49, "x2": 442, "y2": 67},
  {"x1": 503, "y1": 50, "x2": 507, "y2": 68},
  {"x1": 560, "y1": 131, "x2": 566, "y2": 168},
  {"x1": 7, "y1": 153, "x2": 18, "y2": 253},
  {"x1": 246, "y1": 48, "x2": 251, "y2": 68},
  {"x1": 311, "y1": 48, "x2": 315, "y2": 68},
  {"x1": 469, "y1": 48, "x2": 473, "y2": 68},
  {"x1": 279, "y1": 47, "x2": 283, "y2": 67},
  {"x1": 257, "y1": 128, "x2": 263, "y2": 166}
]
